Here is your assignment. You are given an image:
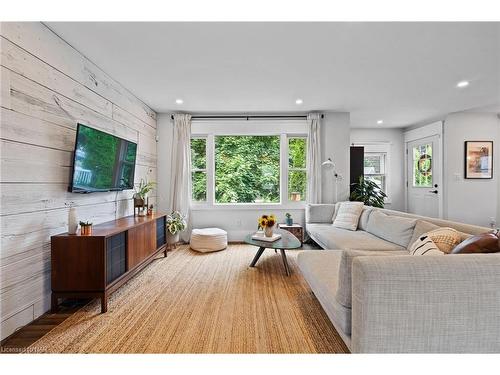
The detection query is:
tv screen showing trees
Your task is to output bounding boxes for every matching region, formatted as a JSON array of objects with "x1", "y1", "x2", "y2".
[{"x1": 70, "y1": 124, "x2": 137, "y2": 193}]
